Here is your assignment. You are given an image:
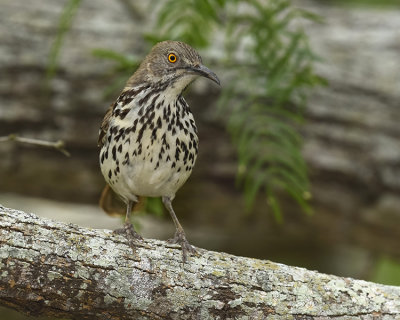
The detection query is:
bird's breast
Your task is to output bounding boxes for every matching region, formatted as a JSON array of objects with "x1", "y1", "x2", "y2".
[{"x1": 100, "y1": 91, "x2": 198, "y2": 200}]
